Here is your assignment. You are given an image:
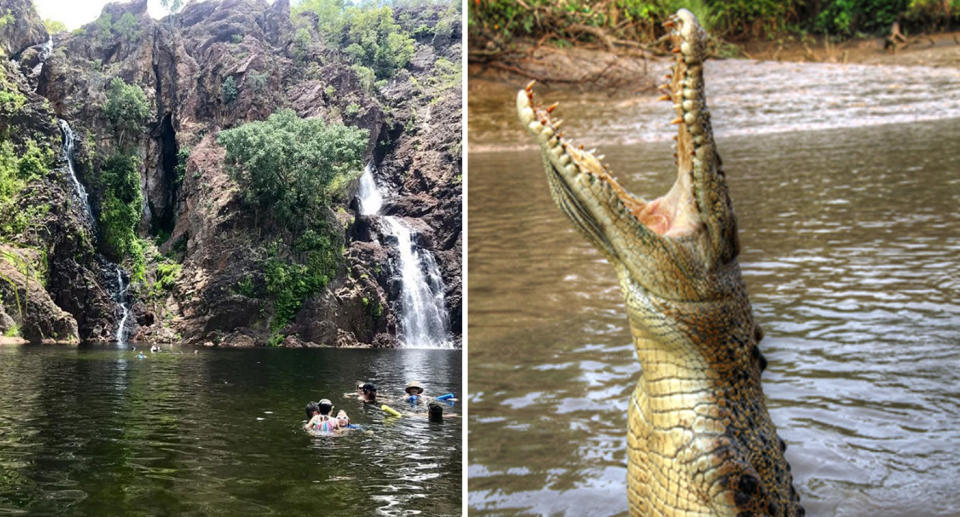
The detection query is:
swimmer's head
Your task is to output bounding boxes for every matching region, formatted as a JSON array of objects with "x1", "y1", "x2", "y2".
[
  {"x1": 428, "y1": 402, "x2": 443, "y2": 422},
  {"x1": 305, "y1": 401, "x2": 319, "y2": 419},
  {"x1": 318, "y1": 399, "x2": 333, "y2": 415},
  {"x1": 405, "y1": 381, "x2": 423, "y2": 395}
]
